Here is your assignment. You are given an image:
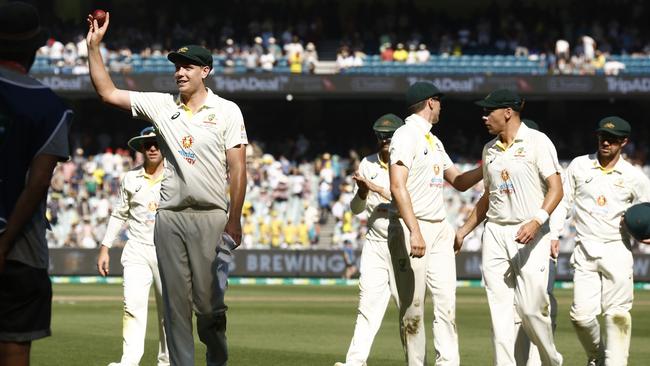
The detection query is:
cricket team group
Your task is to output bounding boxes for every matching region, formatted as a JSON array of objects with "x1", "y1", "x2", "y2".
[{"x1": 1, "y1": 3, "x2": 650, "y2": 366}]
